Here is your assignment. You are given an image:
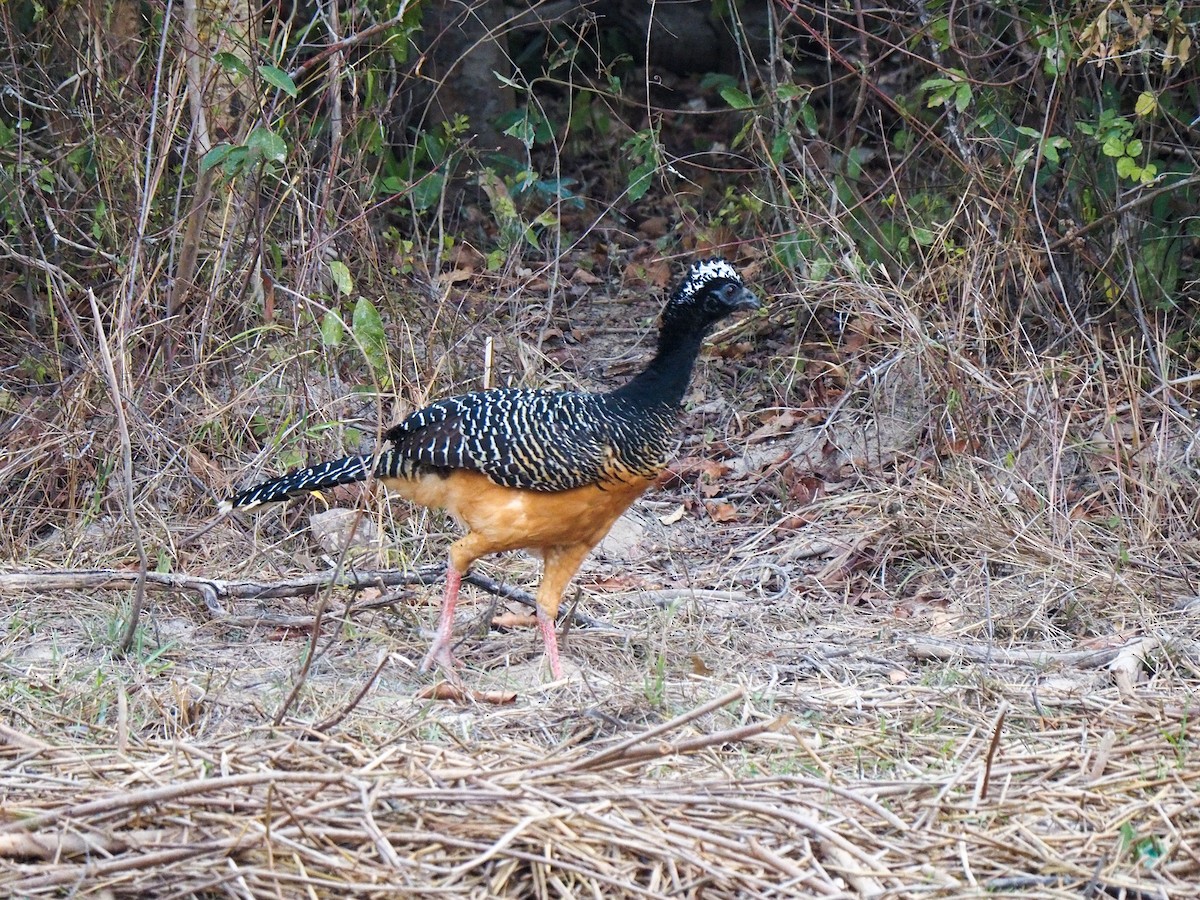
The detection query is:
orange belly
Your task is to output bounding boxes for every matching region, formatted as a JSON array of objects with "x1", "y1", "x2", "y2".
[{"x1": 380, "y1": 470, "x2": 653, "y2": 555}]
